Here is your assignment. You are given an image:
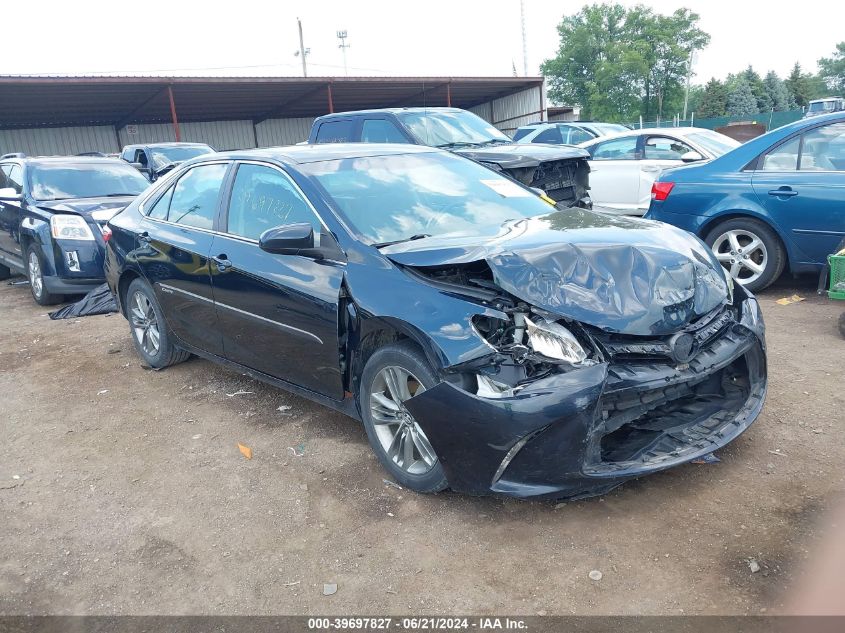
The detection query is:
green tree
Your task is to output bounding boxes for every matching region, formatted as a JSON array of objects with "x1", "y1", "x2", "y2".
[
  {"x1": 541, "y1": 4, "x2": 709, "y2": 122},
  {"x1": 818, "y1": 42, "x2": 845, "y2": 93},
  {"x1": 785, "y1": 62, "x2": 813, "y2": 107},
  {"x1": 740, "y1": 66, "x2": 771, "y2": 112},
  {"x1": 726, "y1": 79, "x2": 758, "y2": 116},
  {"x1": 763, "y1": 71, "x2": 794, "y2": 111},
  {"x1": 696, "y1": 77, "x2": 728, "y2": 117}
]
